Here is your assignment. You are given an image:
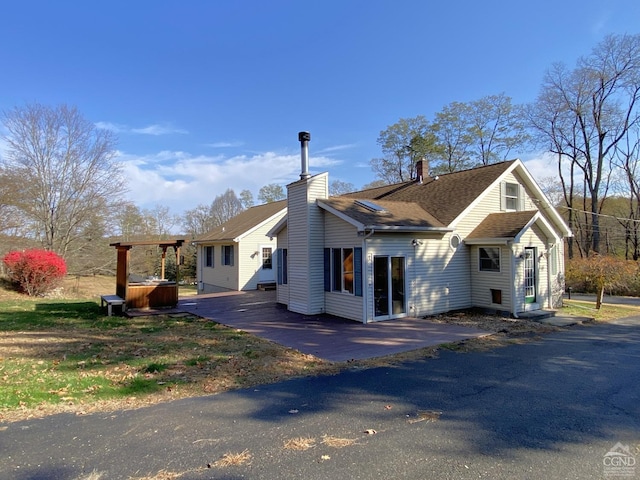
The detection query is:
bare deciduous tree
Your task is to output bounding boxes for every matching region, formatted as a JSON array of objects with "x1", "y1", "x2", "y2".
[
  {"x1": 529, "y1": 34, "x2": 640, "y2": 255},
  {"x1": 1, "y1": 103, "x2": 126, "y2": 259},
  {"x1": 329, "y1": 180, "x2": 355, "y2": 196},
  {"x1": 210, "y1": 189, "x2": 244, "y2": 225}
]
